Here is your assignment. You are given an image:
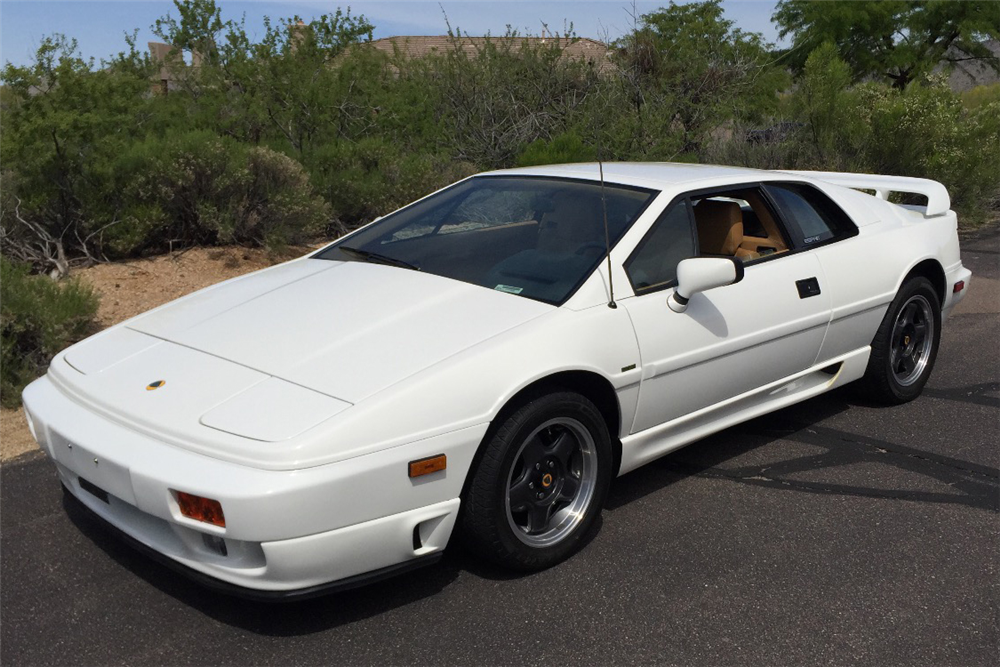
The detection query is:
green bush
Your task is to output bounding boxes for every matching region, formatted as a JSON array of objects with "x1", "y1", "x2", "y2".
[
  {"x1": 2, "y1": 0, "x2": 997, "y2": 266},
  {"x1": 1, "y1": 258, "x2": 99, "y2": 407},
  {"x1": 516, "y1": 133, "x2": 597, "y2": 167},
  {"x1": 109, "y1": 132, "x2": 331, "y2": 254},
  {"x1": 307, "y1": 138, "x2": 476, "y2": 233}
]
